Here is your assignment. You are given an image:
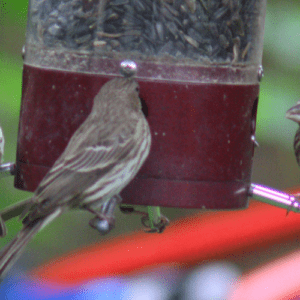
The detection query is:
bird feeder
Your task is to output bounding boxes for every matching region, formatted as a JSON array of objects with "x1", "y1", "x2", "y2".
[{"x1": 14, "y1": 0, "x2": 267, "y2": 210}]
